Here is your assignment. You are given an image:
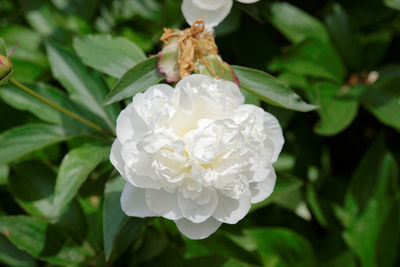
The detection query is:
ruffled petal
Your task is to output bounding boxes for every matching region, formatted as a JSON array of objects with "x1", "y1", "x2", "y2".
[
  {"x1": 132, "y1": 84, "x2": 174, "y2": 128},
  {"x1": 175, "y1": 217, "x2": 222, "y2": 240},
  {"x1": 120, "y1": 183, "x2": 157, "y2": 218},
  {"x1": 116, "y1": 104, "x2": 147, "y2": 144},
  {"x1": 178, "y1": 188, "x2": 218, "y2": 223},
  {"x1": 213, "y1": 189, "x2": 251, "y2": 224},
  {"x1": 182, "y1": 0, "x2": 233, "y2": 28},
  {"x1": 250, "y1": 166, "x2": 276, "y2": 203},
  {"x1": 231, "y1": 105, "x2": 284, "y2": 163},
  {"x1": 263, "y1": 114, "x2": 284, "y2": 163},
  {"x1": 145, "y1": 188, "x2": 183, "y2": 220},
  {"x1": 110, "y1": 139, "x2": 126, "y2": 178},
  {"x1": 173, "y1": 74, "x2": 244, "y2": 120},
  {"x1": 125, "y1": 168, "x2": 161, "y2": 189}
]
